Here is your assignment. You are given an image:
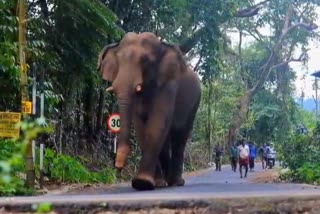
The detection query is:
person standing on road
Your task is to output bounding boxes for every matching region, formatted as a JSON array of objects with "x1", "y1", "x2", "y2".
[
  {"x1": 248, "y1": 141, "x2": 257, "y2": 172},
  {"x1": 230, "y1": 143, "x2": 238, "y2": 172},
  {"x1": 214, "y1": 143, "x2": 223, "y2": 171},
  {"x1": 238, "y1": 139, "x2": 250, "y2": 178},
  {"x1": 259, "y1": 143, "x2": 268, "y2": 170}
]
